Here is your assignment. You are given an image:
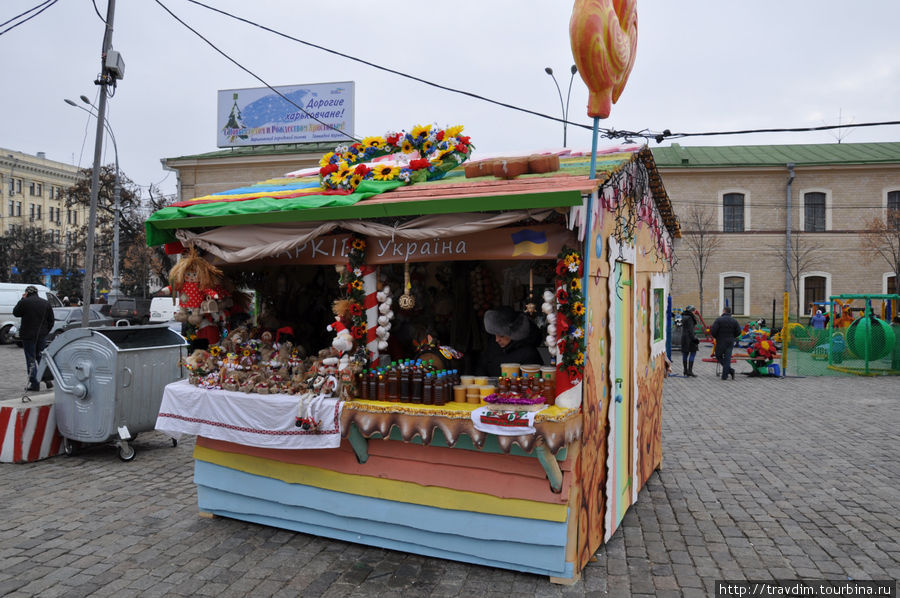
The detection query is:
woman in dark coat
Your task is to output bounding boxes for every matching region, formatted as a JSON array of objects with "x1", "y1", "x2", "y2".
[
  {"x1": 475, "y1": 307, "x2": 543, "y2": 377},
  {"x1": 680, "y1": 305, "x2": 699, "y2": 377}
]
